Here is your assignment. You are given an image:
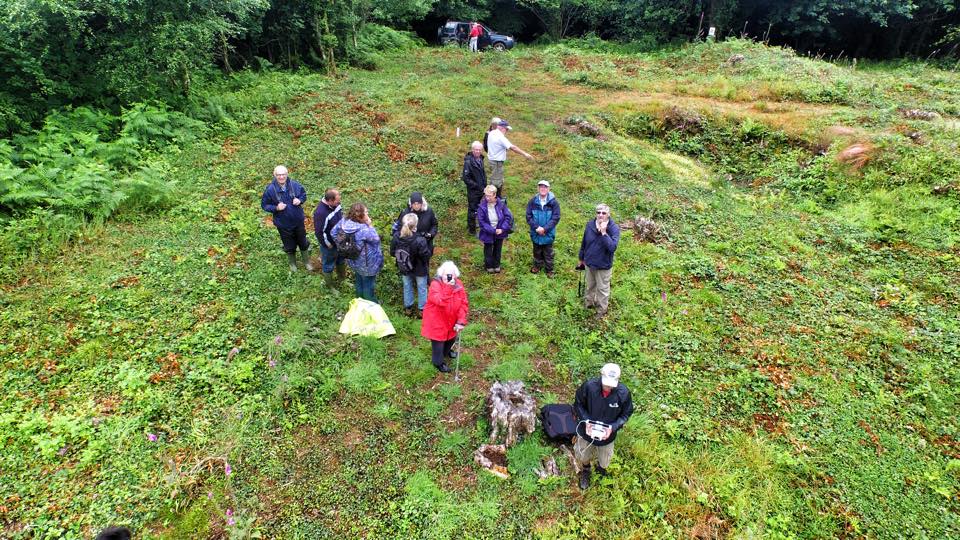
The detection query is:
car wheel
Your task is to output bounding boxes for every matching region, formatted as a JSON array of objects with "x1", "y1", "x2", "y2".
[{"x1": 493, "y1": 42, "x2": 506, "y2": 51}]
